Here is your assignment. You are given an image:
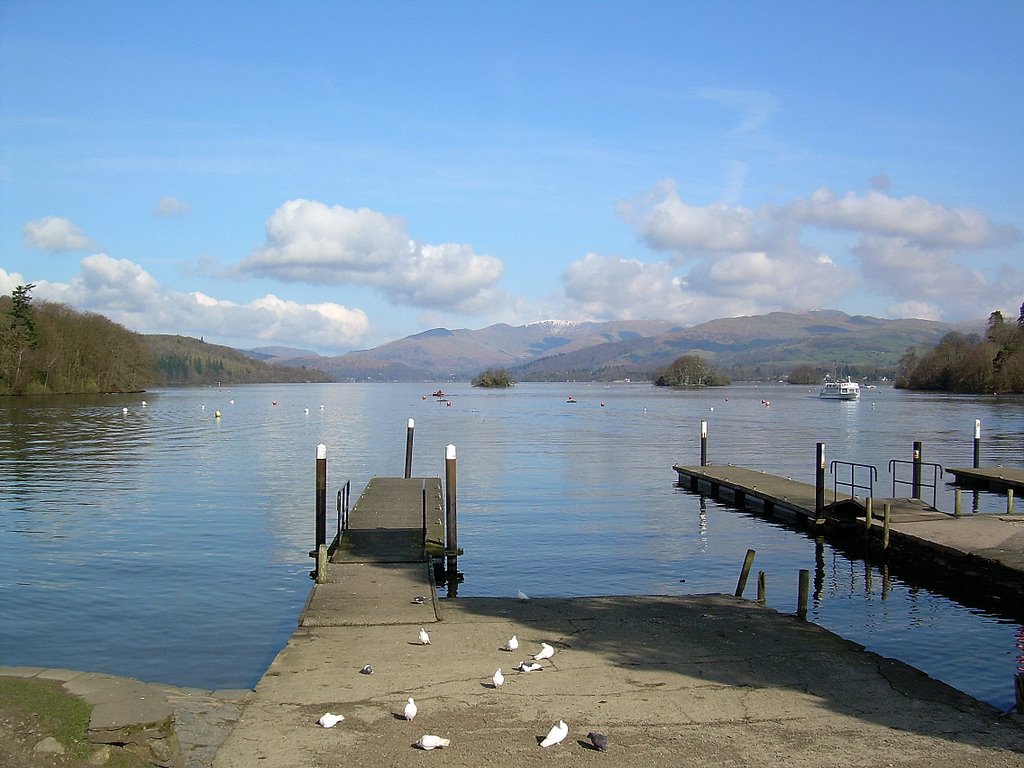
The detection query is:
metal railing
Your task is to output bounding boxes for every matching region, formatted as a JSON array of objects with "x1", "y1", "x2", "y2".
[
  {"x1": 830, "y1": 460, "x2": 877, "y2": 503},
  {"x1": 336, "y1": 480, "x2": 351, "y2": 539},
  {"x1": 889, "y1": 459, "x2": 944, "y2": 508}
]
